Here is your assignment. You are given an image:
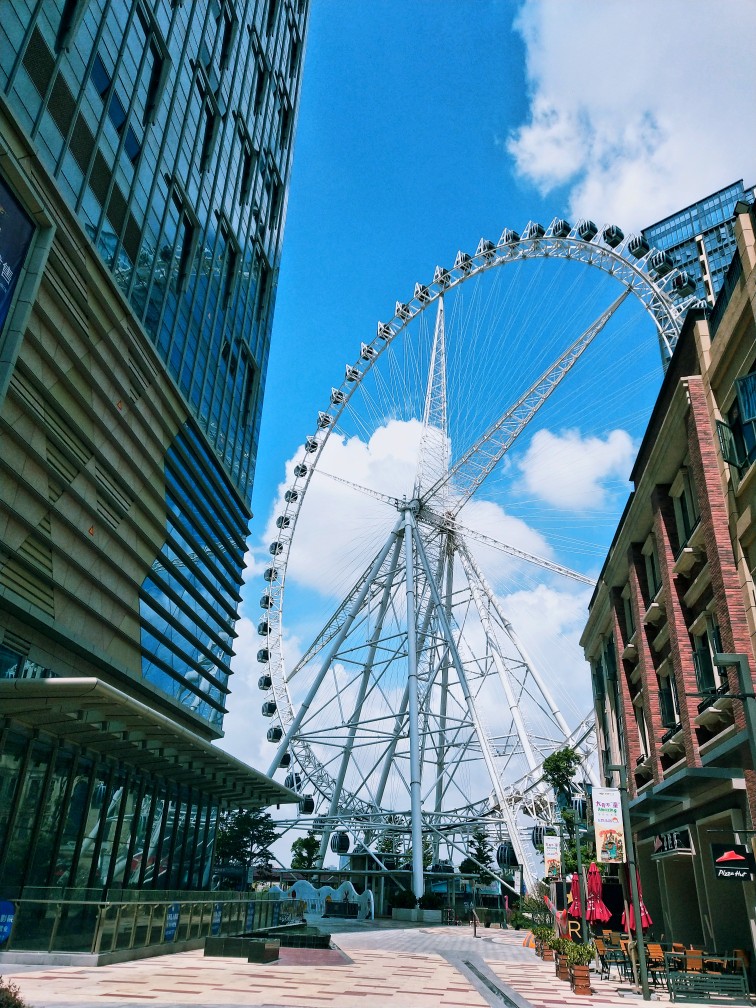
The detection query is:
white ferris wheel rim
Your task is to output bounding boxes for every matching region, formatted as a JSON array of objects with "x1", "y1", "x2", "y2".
[{"x1": 256, "y1": 221, "x2": 695, "y2": 834}]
